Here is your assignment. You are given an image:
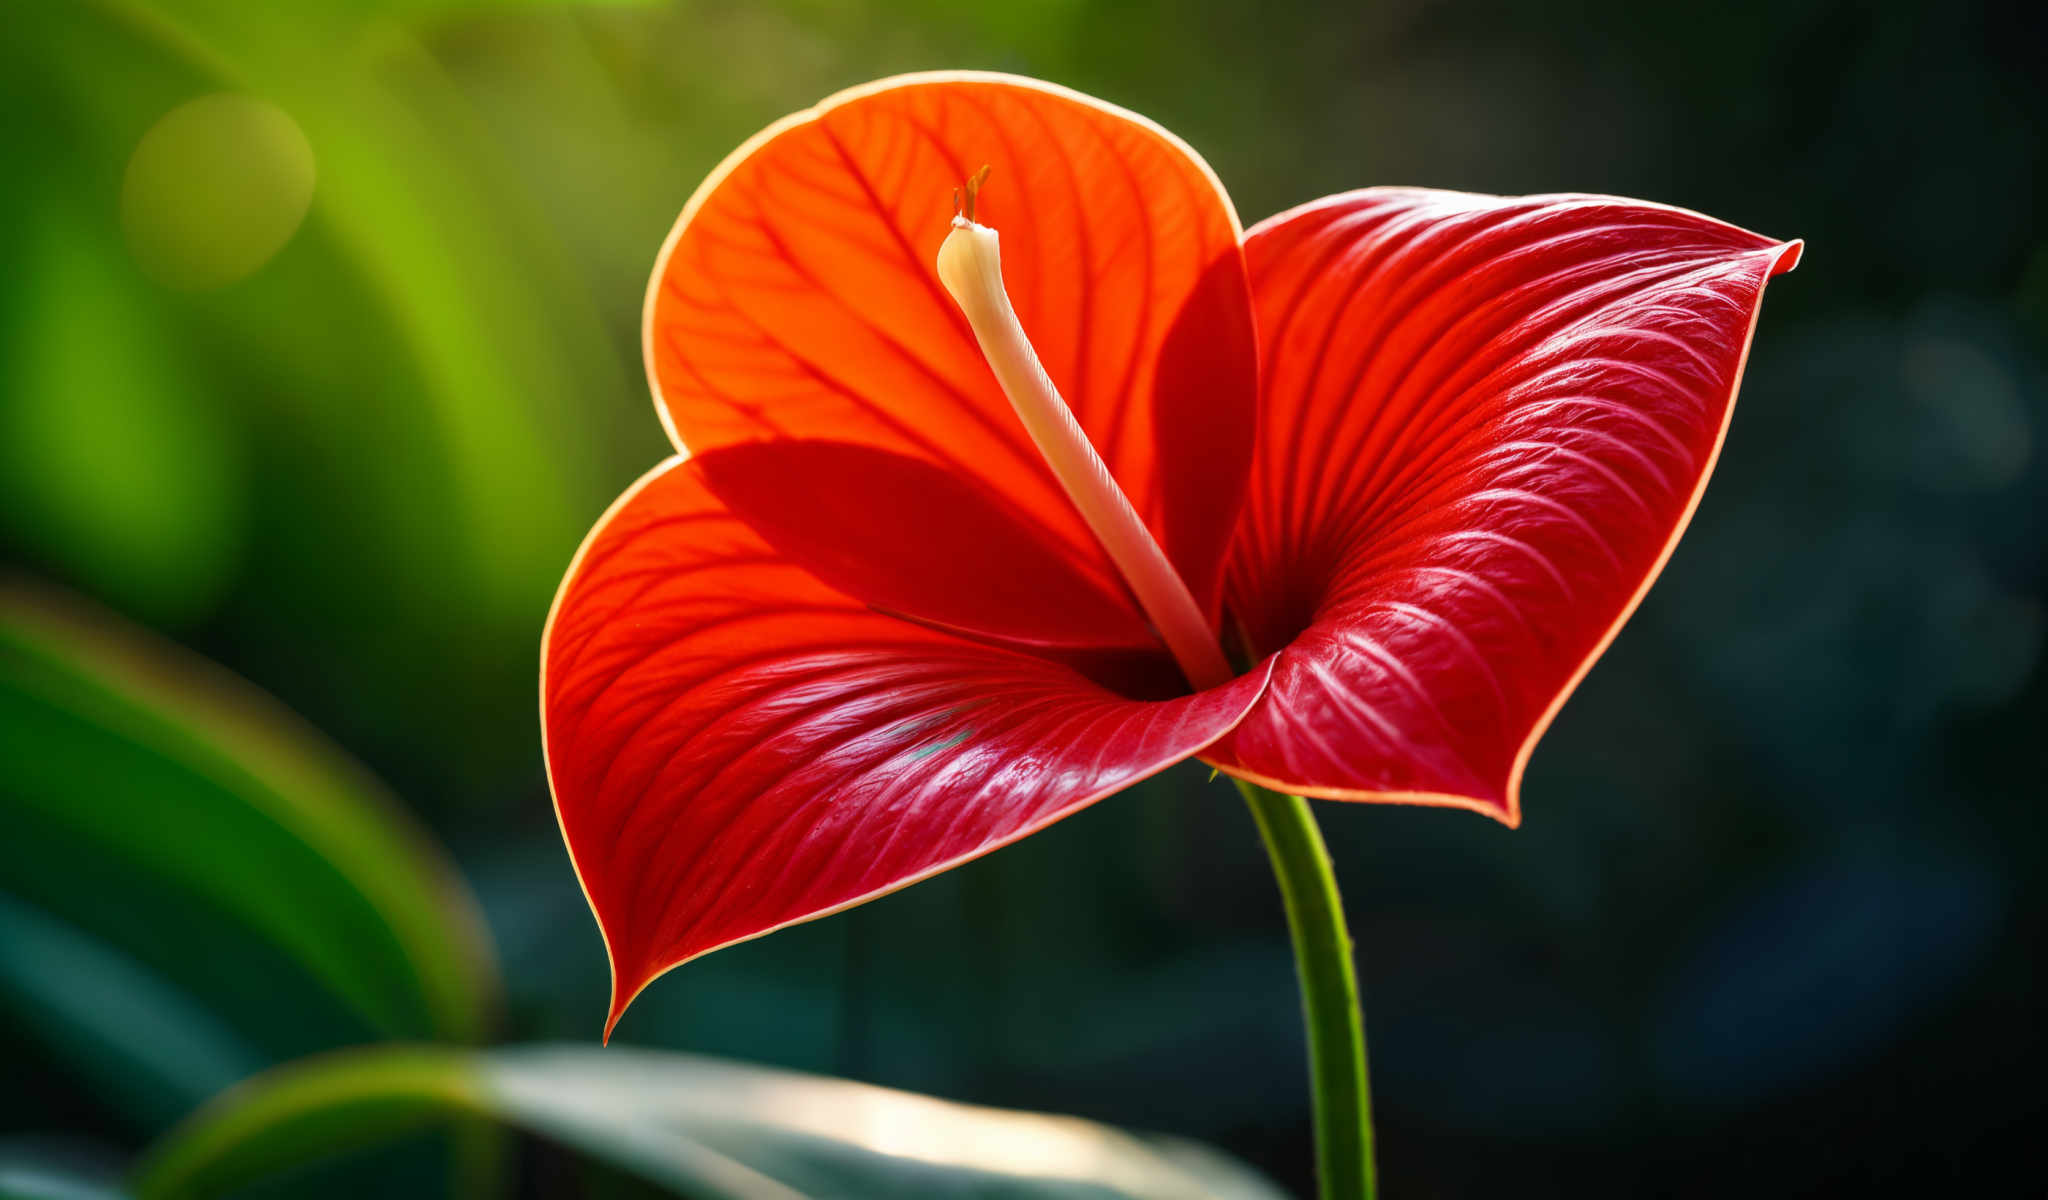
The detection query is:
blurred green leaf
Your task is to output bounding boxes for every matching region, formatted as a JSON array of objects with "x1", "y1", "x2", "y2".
[
  {"x1": 0, "y1": 178, "x2": 247, "y2": 627},
  {"x1": 0, "y1": 898, "x2": 261, "y2": 1131},
  {"x1": 1, "y1": 0, "x2": 634, "y2": 796},
  {"x1": 0, "y1": 1172, "x2": 125, "y2": 1200},
  {"x1": 0, "y1": 1144, "x2": 129, "y2": 1200},
  {"x1": 131, "y1": 1044, "x2": 1291, "y2": 1200},
  {"x1": 74, "y1": 0, "x2": 628, "y2": 623},
  {"x1": 0, "y1": 585, "x2": 500, "y2": 1059}
]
